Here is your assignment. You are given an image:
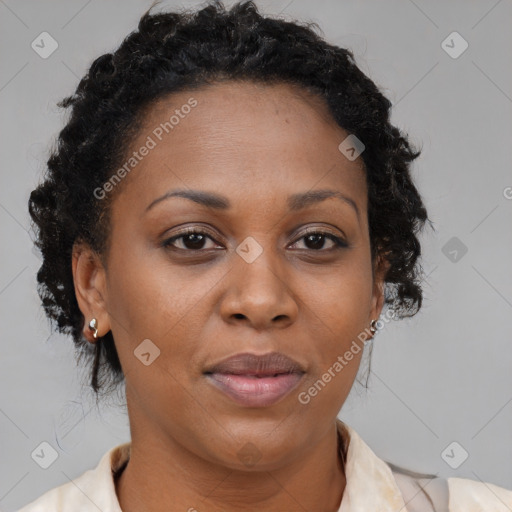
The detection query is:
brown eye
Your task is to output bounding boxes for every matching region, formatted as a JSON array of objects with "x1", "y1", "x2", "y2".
[
  {"x1": 290, "y1": 231, "x2": 347, "y2": 251},
  {"x1": 162, "y1": 230, "x2": 219, "y2": 251}
]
